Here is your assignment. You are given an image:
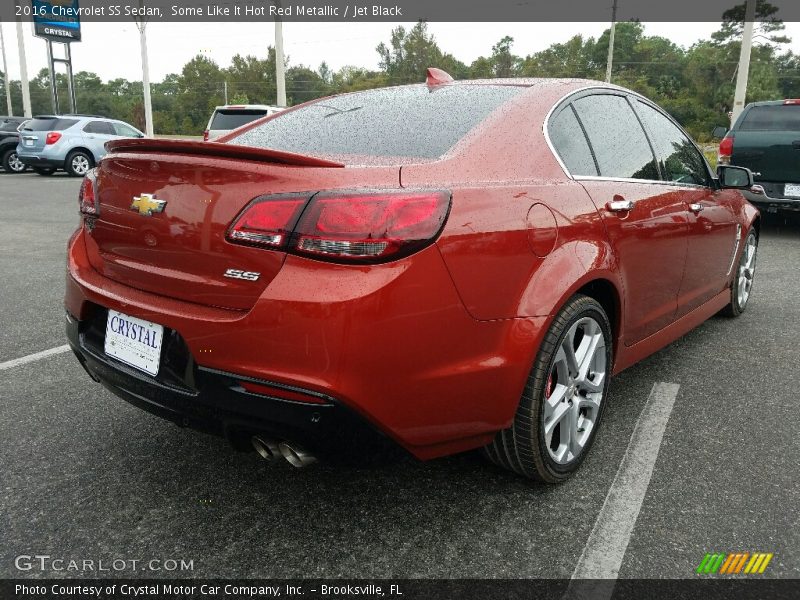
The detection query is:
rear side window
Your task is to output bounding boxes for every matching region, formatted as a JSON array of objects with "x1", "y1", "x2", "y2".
[
  {"x1": 549, "y1": 105, "x2": 598, "y2": 176},
  {"x1": 113, "y1": 122, "x2": 141, "y2": 137},
  {"x1": 572, "y1": 94, "x2": 659, "y2": 180},
  {"x1": 231, "y1": 85, "x2": 525, "y2": 160},
  {"x1": 211, "y1": 110, "x2": 269, "y2": 130},
  {"x1": 84, "y1": 121, "x2": 116, "y2": 135},
  {"x1": 635, "y1": 101, "x2": 709, "y2": 186},
  {"x1": 23, "y1": 118, "x2": 78, "y2": 132},
  {"x1": 739, "y1": 105, "x2": 800, "y2": 131}
]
